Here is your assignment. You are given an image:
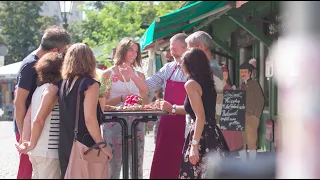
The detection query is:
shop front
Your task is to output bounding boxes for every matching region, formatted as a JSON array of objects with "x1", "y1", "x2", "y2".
[
  {"x1": 138, "y1": 1, "x2": 281, "y2": 152},
  {"x1": 0, "y1": 61, "x2": 20, "y2": 121}
]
